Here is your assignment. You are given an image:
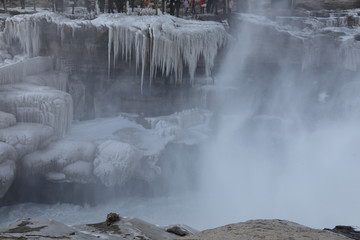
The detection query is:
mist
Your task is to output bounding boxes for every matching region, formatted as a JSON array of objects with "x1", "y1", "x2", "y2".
[{"x1": 194, "y1": 12, "x2": 360, "y2": 229}]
